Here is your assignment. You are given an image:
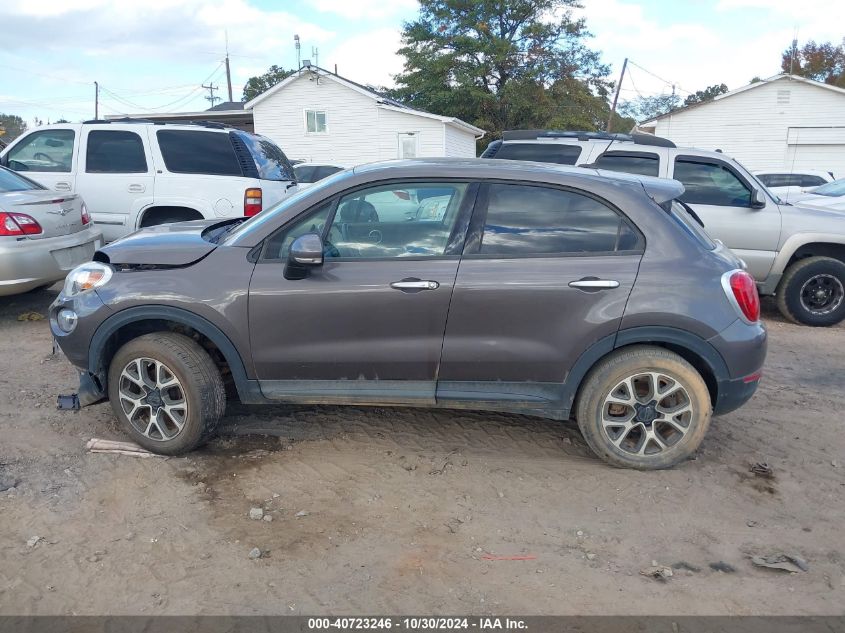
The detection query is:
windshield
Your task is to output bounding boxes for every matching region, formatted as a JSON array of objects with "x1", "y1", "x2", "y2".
[
  {"x1": 812, "y1": 179, "x2": 845, "y2": 198},
  {"x1": 221, "y1": 170, "x2": 345, "y2": 244},
  {"x1": 0, "y1": 167, "x2": 44, "y2": 192}
]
